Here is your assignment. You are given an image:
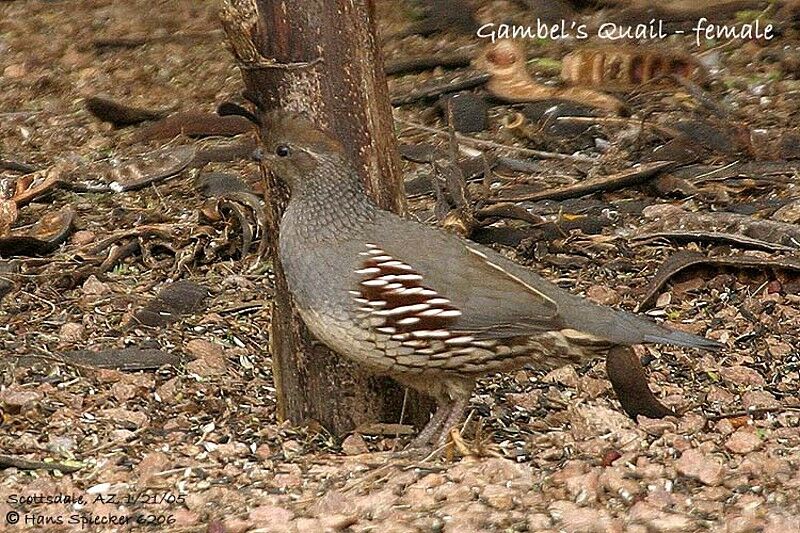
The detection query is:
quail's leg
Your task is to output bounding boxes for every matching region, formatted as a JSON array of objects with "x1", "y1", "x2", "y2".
[
  {"x1": 409, "y1": 399, "x2": 452, "y2": 448},
  {"x1": 433, "y1": 396, "x2": 469, "y2": 447}
]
